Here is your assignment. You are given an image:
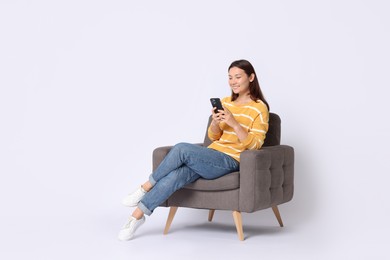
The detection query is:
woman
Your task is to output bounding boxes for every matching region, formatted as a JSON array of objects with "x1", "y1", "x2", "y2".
[{"x1": 118, "y1": 59, "x2": 270, "y2": 241}]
